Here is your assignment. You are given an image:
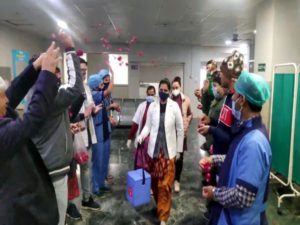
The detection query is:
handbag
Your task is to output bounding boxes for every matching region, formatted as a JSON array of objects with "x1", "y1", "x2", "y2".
[{"x1": 134, "y1": 136, "x2": 150, "y2": 172}]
